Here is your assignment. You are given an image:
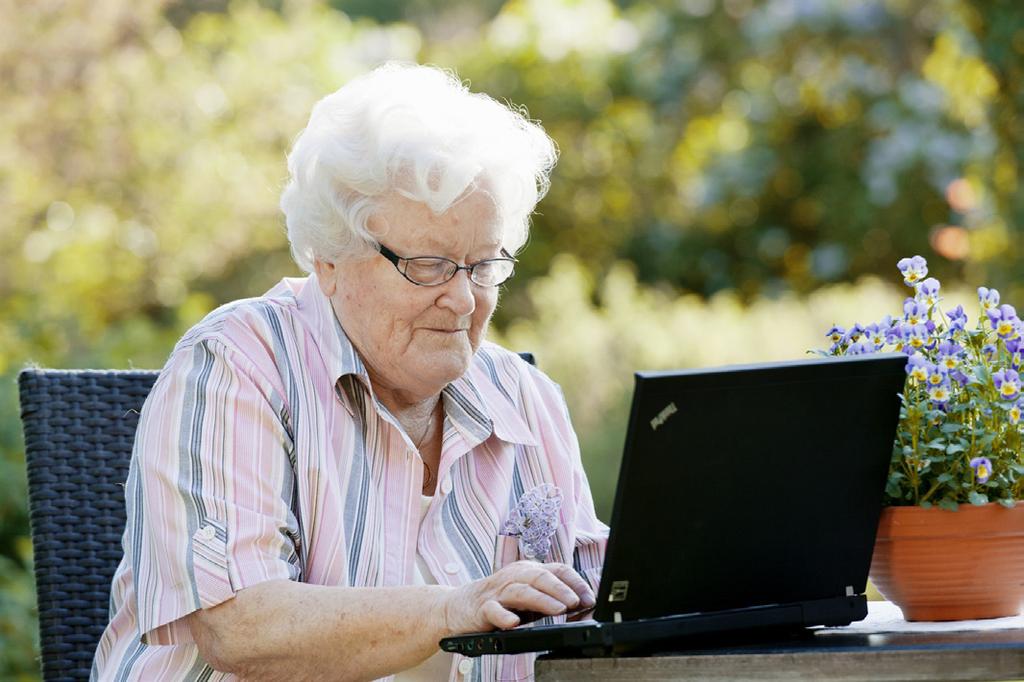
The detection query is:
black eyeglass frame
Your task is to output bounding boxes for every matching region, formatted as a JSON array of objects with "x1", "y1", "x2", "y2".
[{"x1": 376, "y1": 242, "x2": 518, "y2": 287}]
